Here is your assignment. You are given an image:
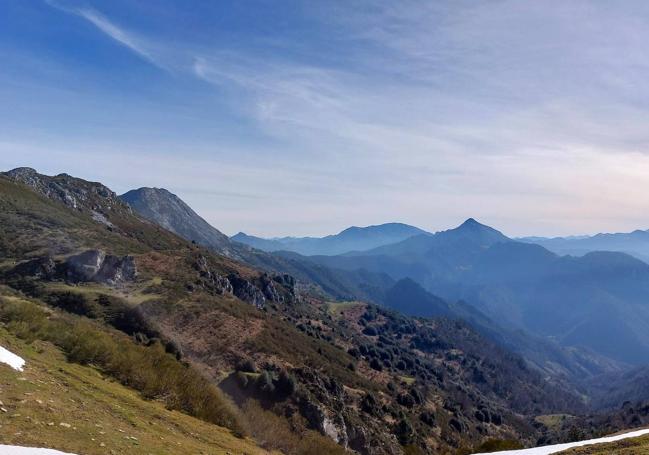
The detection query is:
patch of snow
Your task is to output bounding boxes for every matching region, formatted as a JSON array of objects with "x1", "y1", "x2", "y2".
[
  {"x1": 0, "y1": 346, "x2": 25, "y2": 371},
  {"x1": 473, "y1": 428, "x2": 649, "y2": 454},
  {"x1": 0, "y1": 446, "x2": 77, "y2": 454}
]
